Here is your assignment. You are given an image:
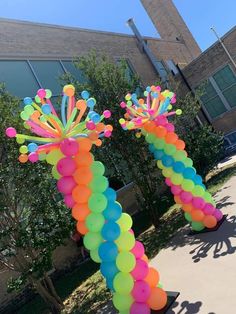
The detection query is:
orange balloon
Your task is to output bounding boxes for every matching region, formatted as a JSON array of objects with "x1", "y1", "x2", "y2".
[
  {"x1": 175, "y1": 139, "x2": 185, "y2": 150},
  {"x1": 174, "y1": 195, "x2": 182, "y2": 204},
  {"x1": 182, "y1": 203, "x2": 193, "y2": 213},
  {"x1": 88, "y1": 131, "x2": 99, "y2": 141},
  {"x1": 74, "y1": 152, "x2": 93, "y2": 167},
  {"x1": 72, "y1": 185, "x2": 91, "y2": 203},
  {"x1": 139, "y1": 98, "x2": 145, "y2": 105},
  {"x1": 72, "y1": 203, "x2": 90, "y2": 221},
  {"x1": 18, "y1": 154, "x2": 28, "y2": 163},
  {"x1": 76, "y1": 221, "x2": 88, "y2": 235},
  {"x1": 191, "y1": 210, "x2": 204, "y2": 222},
  {"x1": 147, "y1": 287, "x2": 167, "y2": 310},
  {"x1": 145, "y1": 267, "x2": 160, "y2": 287},
  {"x1": 141, "y1": 254, "x2": 149, "y2": 263},
  {"x1": 96, "y1": 123, "x2": 105, "y2": 132},
  {"x1": 95, "y1": 139, "x2": 102, "y2": 147},
  {"x1": 165, "y1": 132, "x2": 178, "y2": 144},
  {"x1": 203, "y1": 215, "x2": 217, "y2": 228},
  {"x1": 154, "y1": 126, "x2": 167, "y2": 138},
  {"x1": 74, "y1": 167, "x2": 93, "y2": 185},
  {"x1": 77, "y1": 138, "x2": 92, "y2": 152},
  {"x1": 144, "y1": 121, "x2": 155, "y2": 132}
]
